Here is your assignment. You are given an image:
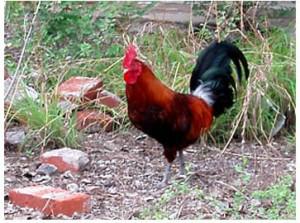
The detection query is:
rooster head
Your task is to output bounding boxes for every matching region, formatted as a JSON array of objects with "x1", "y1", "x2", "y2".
[{"x1": 123, "y1": 44, "x2": 142, "y2": 85}]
